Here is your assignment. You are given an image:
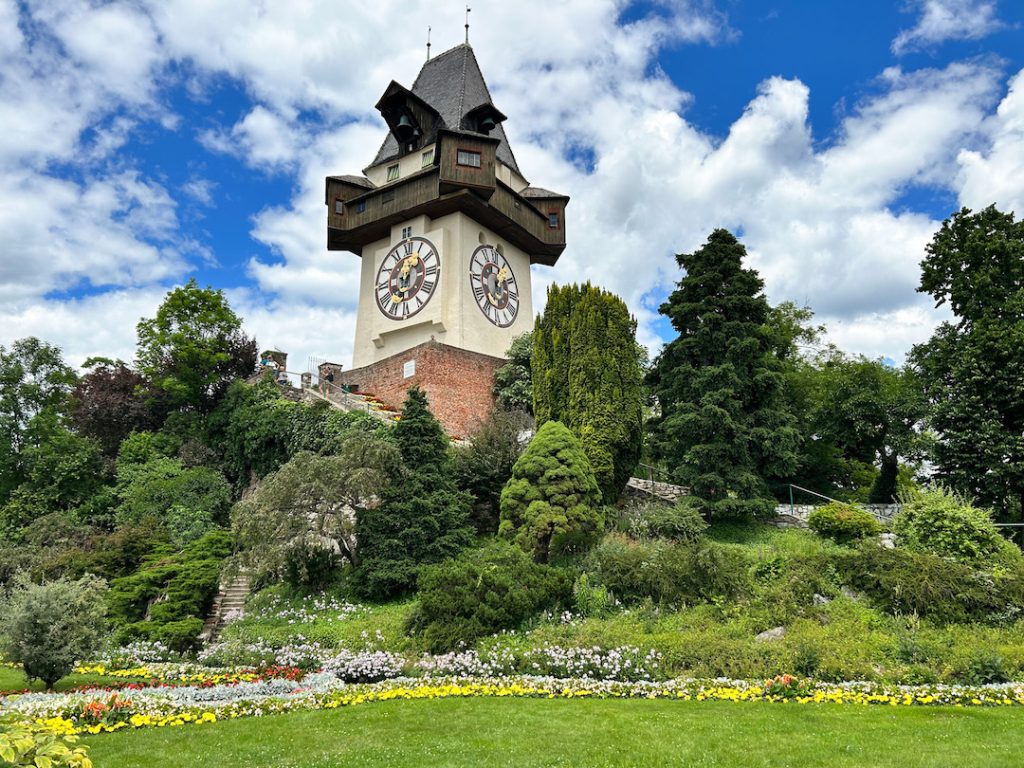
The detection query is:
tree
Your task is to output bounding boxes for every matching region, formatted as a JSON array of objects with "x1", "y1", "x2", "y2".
[
  {"x1": 499, "y1": 420, "x2": 603, "y2": 563},
  {"x1": 647, "y1": 229, "x2": 799, "y2": 517},
  {"x1": 136, "y1": 279, "x2": 257, "y2": 413},
  {"x1": 492, "y1": 332, "x2": 534, "y2": 413},
  {"x1": 909, "y1": 206, "x2": 1024, "y2": 521},
  {"x1": 0, "y1": 338, "x2": 77, "y2": 502},
  {"x1": 532, "y1": 283, "x2": 644, "y2": 503},
  {"x1": 71, "y1": 359, "x2": 164, "y2": 458},
  {"x1": 2, "y1": 573, "x2": 107, "y2": 690},
  {"x1": 232, "y1": 438, "x2": 398, "y2": 588},
  {"x1": 452, "y1": 408, "x2": 533, "y2": 534},
  {"x1": 355, "y1": 388, "x2": 473, "y2": 598}
]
